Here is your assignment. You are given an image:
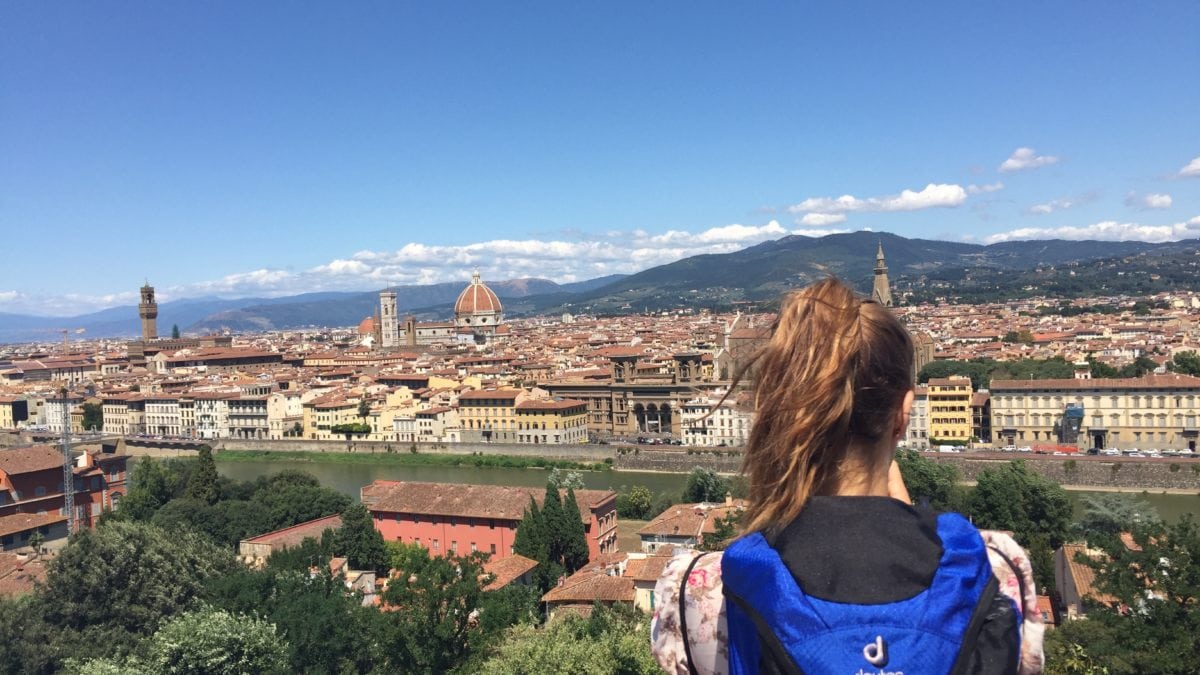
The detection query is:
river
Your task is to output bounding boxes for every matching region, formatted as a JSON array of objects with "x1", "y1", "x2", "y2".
[{"x1": 214, "y1": 458, "x2": 1200, "y2": 523}]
